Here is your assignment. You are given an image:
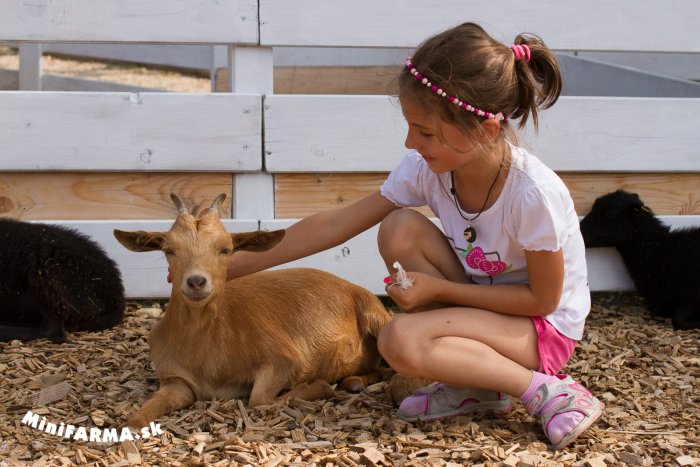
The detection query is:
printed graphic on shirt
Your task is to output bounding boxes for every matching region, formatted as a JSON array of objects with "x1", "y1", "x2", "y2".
[{"x1": 456, "y1": 243, "x2": 512, "y2": 277}]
